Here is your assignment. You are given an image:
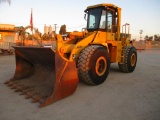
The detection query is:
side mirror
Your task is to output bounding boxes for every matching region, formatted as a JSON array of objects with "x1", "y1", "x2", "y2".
[{"x1": 84, "y1": 14, "x2": 87, "y2": 21}]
